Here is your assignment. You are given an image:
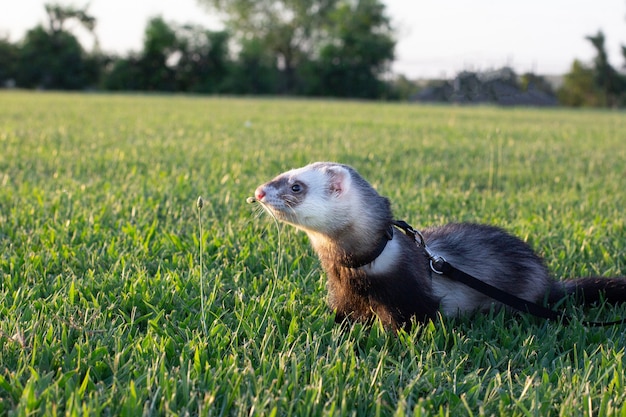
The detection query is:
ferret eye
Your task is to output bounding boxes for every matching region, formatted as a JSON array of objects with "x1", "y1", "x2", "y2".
[{"x1": 291, "y1": 183, "x2": 302, "y2": 193}]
